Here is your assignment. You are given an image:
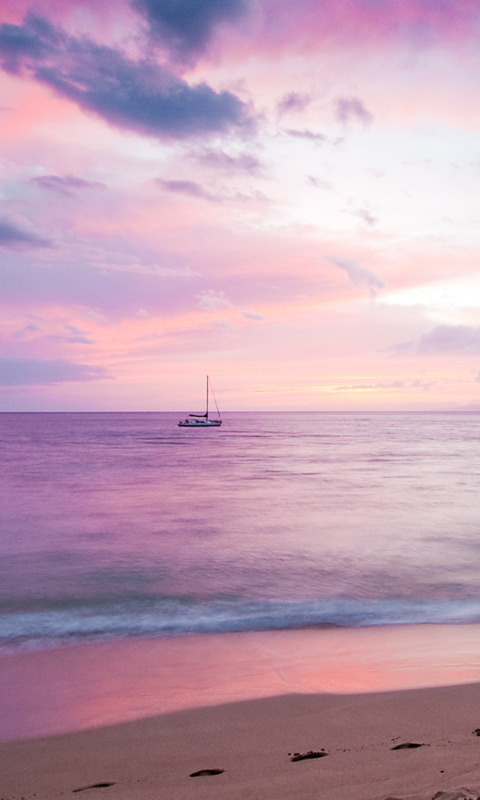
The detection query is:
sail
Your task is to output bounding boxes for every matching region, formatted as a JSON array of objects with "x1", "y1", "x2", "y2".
[{"x1": 189, "y1": 375, "x2": 209, "y2": 417}]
